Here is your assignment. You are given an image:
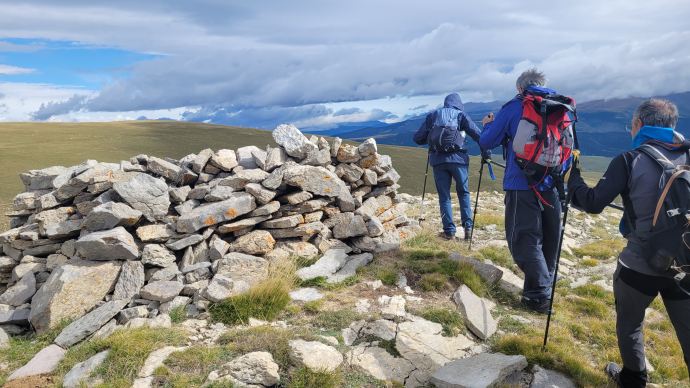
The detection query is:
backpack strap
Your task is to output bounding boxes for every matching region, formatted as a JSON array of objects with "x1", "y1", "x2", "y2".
[{"x1": 652, "y1": 168, "x2": 689, "y2": 226}]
